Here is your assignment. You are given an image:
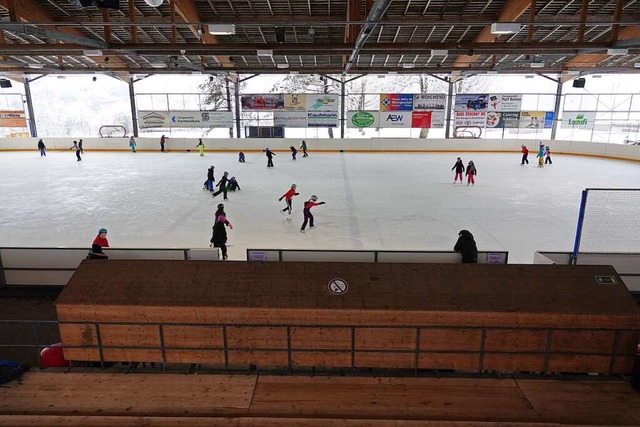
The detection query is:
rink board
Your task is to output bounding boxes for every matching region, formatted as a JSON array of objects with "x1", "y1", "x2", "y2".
[{"x1": 55, "y1": 260, "x2": 640, "y2": 373}]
